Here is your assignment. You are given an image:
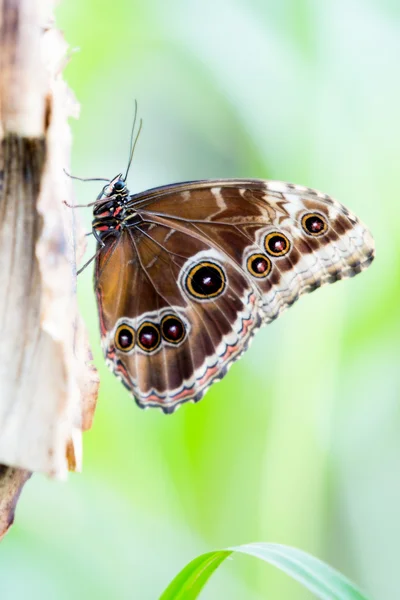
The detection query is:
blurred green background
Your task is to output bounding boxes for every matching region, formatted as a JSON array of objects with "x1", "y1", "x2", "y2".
[{"x1": 1, "y1": 0, "x2": 399, "y2": 598}]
